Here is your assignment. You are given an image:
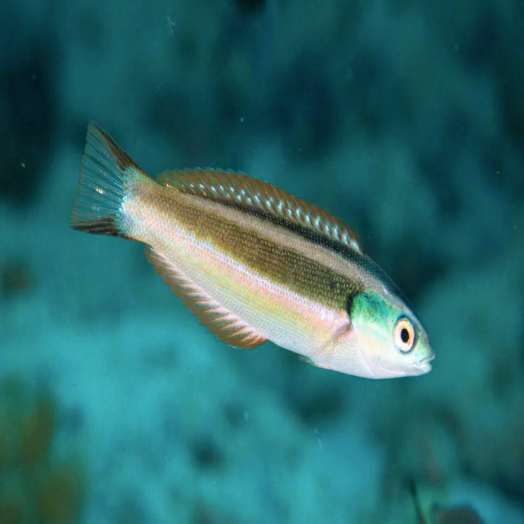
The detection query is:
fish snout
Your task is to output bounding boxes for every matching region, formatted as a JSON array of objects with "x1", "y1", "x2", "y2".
[{"x1": 413, "y1": 351, "x2": 434, "y2": 375}]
